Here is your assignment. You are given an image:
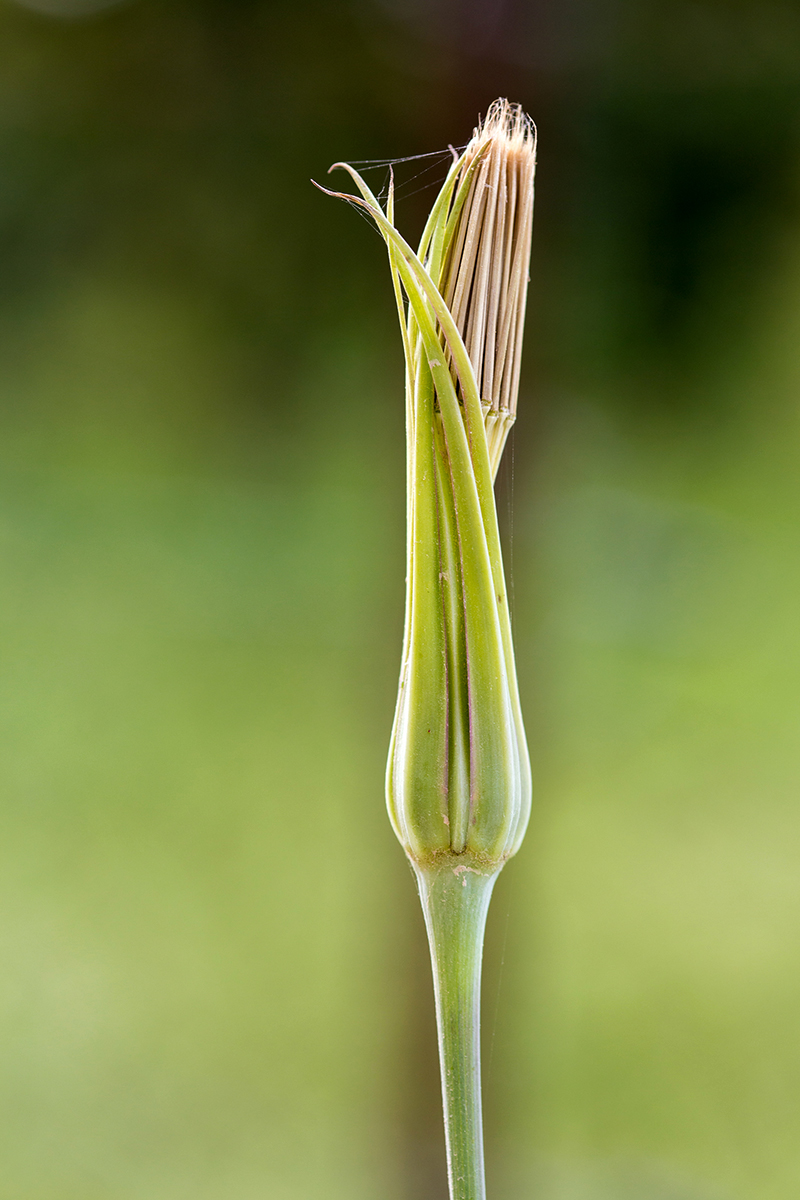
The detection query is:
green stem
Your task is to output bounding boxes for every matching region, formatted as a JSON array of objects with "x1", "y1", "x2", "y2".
[{"x1": 414, "y1": 860, "x2": 499, "y2": 1200}]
